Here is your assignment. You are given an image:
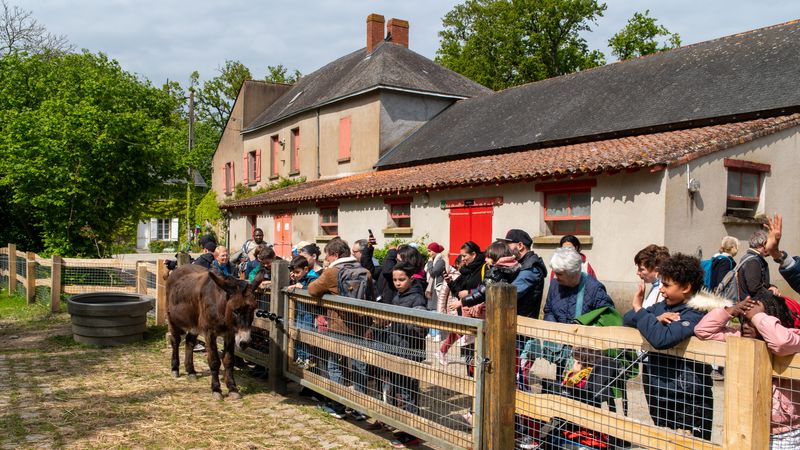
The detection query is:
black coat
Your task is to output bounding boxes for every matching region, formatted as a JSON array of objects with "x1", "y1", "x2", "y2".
[
  {"x1": 462, "y1": 263, "x2": 520, "y2": 307},
  {"x1": 192, "y1": 252, "x2": 215, "y2": 269},
  {"x1": 448, "y1": 253, "x2": 486, "y2": 295},
  {"x1": 378, "y1": 279, "x2": 428, "y2": 362}
]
